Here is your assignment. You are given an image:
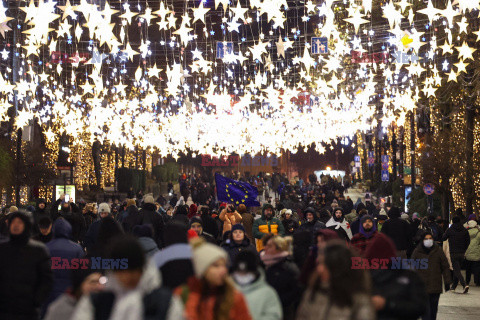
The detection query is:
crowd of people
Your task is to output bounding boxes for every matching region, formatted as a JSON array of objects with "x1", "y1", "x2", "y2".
[{"x1": 0, "y1": 171, "x2": 478, "y2": 320}]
